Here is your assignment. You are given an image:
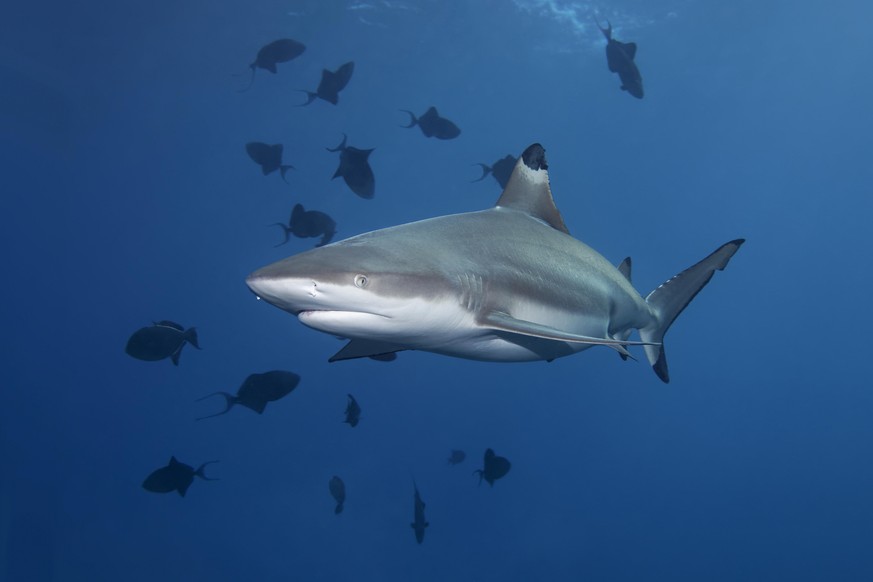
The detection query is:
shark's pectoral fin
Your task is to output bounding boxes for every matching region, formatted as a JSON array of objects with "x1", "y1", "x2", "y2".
[
  {"x1": 329, "y1": 339, "x2": 406, "y2": 362},
  {"x1": 480, "y1": 311, "x2": 657, "y2": 357}
]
